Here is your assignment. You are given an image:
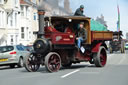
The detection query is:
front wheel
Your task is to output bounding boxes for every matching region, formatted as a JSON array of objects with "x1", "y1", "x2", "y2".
[
  {"x1": 45, "y1": 52, "x2": 61, "y2": 72},
  {"x1": 24, "y1": 53, "x2": 40, "y2": 72},
  {"x1": 93, "y1": 46, "x2": 107, "y2": 67}
]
